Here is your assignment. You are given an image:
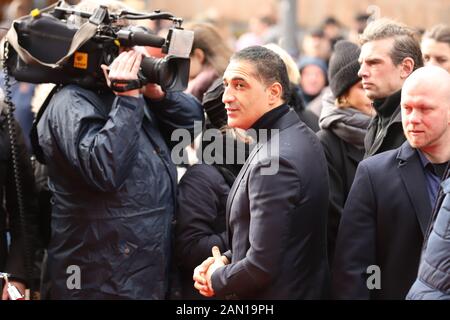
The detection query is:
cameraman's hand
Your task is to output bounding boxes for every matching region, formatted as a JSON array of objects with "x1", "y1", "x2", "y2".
[
  {"x1": 132, "y1": 46, "x2": 166, "y2": 101},
  {"x1": 101, "y1": 50, "x2": 142, "y2": 98},
  {"x1": 141, "y1": 83, "x2": 166, "y2": 101}
]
